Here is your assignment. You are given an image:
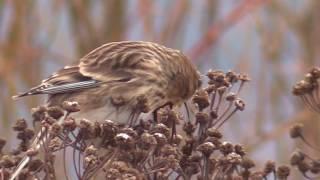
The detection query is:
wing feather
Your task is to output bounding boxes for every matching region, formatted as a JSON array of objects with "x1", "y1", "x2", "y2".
[{"x1": 13, "y1": 41, "x2": 167, "y2": 99}]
